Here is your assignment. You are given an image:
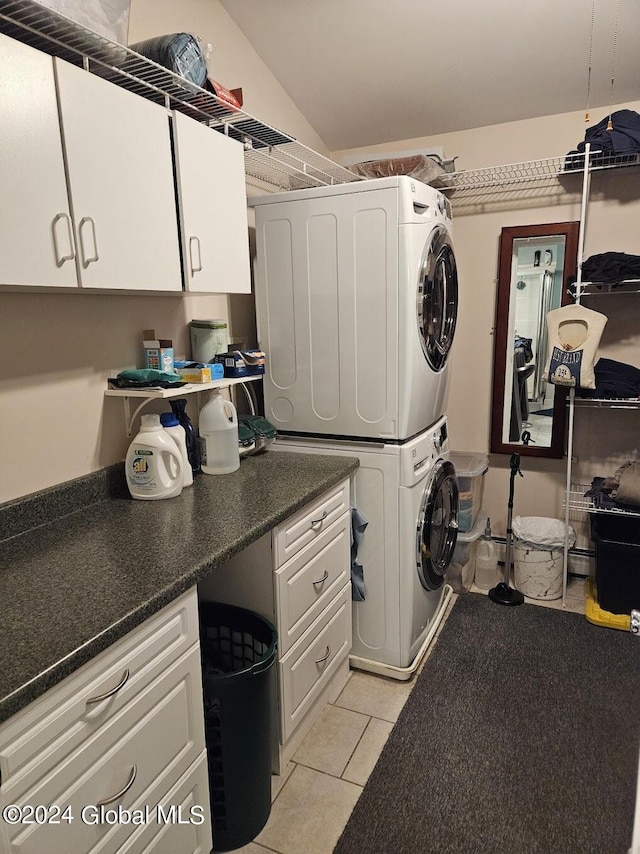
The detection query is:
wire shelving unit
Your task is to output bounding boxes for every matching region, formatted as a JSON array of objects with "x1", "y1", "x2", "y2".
[{"x1": 0, "y1": 0, "x2": 358, "y2": 192}]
